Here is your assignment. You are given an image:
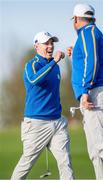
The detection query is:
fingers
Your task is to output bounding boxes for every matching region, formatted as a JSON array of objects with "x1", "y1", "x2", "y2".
[
  {"x1": 61, "y1": 52, "x2": 65, "y2": 59},
  {"x1": 66, "y1": 47, "x2": 73, "y2": 57},
  {"x1": 81, "y1": 94, "x2": 94, "y2": 110},
  {"x1": 54, "y1": 46, "x2": 73, "y2": 63},
  {"x1": 54, "y1": 51, "x2": 65, "y2": 63},
  {"x1": 82, "y1": 101, "x2": 94, "y2": 110},
  {"x1": 54, "y1": 45, "x2": 73, "y2": 63}
]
